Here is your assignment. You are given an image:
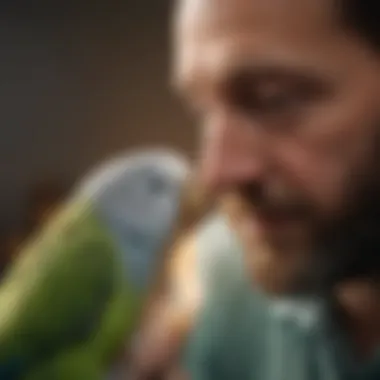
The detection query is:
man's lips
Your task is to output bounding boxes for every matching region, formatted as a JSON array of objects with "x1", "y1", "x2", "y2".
[
  {"x1": 255, "y1": 213, "x2": 293, "y2": 231},
  {"x1": 242, "y1": 208, "x2": 304, "y2": 234}
]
